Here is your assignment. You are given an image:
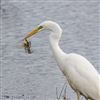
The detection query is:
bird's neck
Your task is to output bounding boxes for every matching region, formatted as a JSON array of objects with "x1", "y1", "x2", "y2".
[{"x1": 49, "y1": 33, "x2": 66, "y2": 61}]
